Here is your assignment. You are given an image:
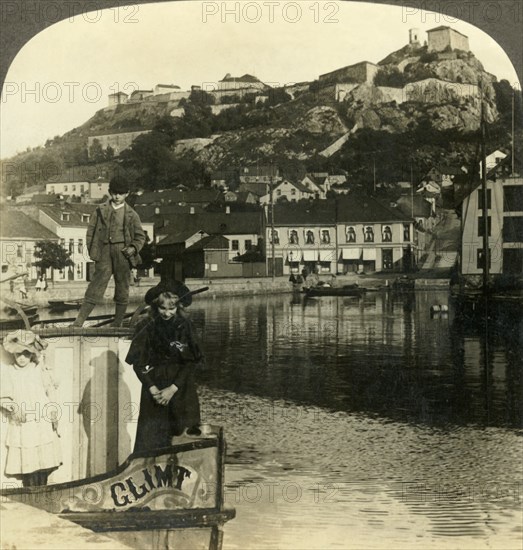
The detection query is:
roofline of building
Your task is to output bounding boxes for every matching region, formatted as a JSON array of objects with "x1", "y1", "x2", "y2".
[{"x1": 427, "y1": 25, "x2": 468, "y2": 39}]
